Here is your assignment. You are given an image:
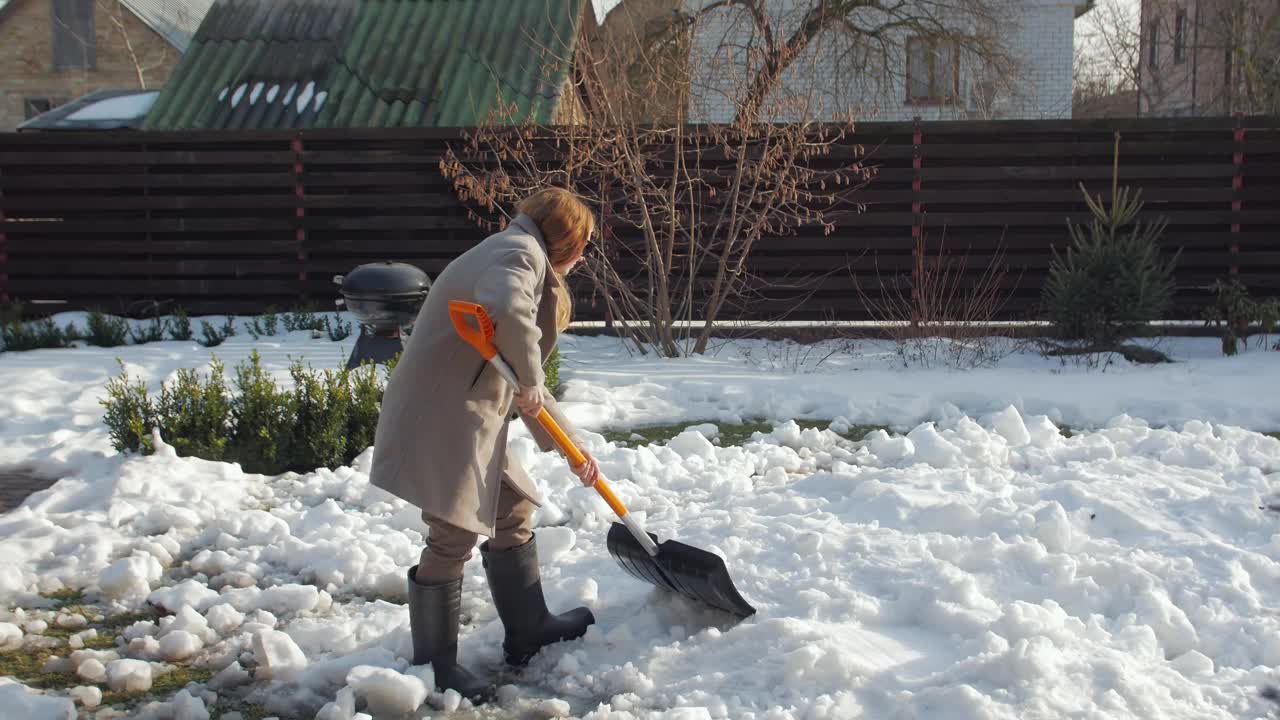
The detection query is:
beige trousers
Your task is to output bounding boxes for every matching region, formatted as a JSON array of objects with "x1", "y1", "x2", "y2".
[{"x1": 416, "y1": 476, "x2": 536, "y2": 584}]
